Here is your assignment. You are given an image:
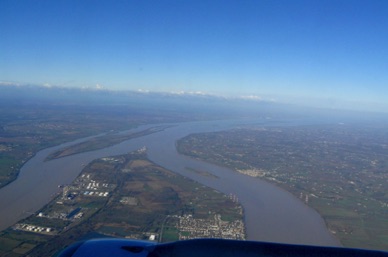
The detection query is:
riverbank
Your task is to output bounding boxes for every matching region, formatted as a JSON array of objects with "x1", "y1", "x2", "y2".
[
  {"x1": 0, "y1": 151, "x2": 244, "y2": 256},
  {"x1": 0, "y1": 119, "x2": 340, "y2": 248},
  {"x1": 176, "y1": 125, "x2": 388, "y2": 250}
]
